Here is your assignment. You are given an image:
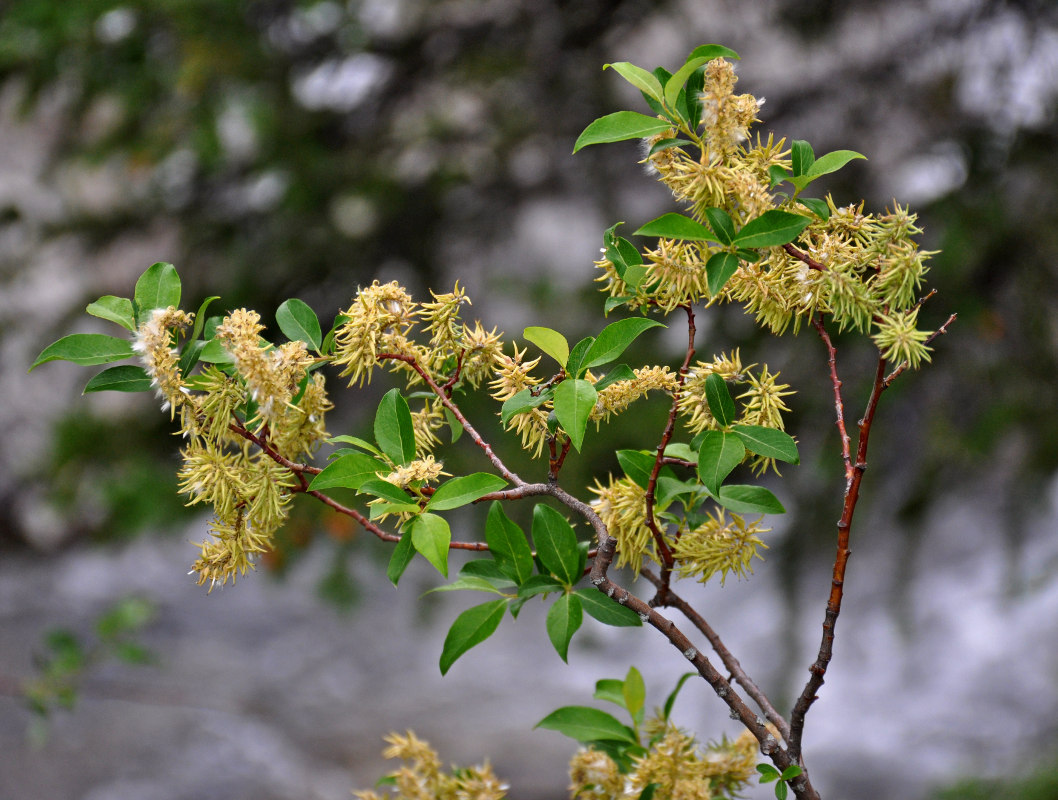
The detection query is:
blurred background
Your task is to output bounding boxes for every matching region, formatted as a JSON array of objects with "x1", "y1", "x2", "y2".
[{"x1": 1, "y1": 0, "x2": 1057, "y2": 798}]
